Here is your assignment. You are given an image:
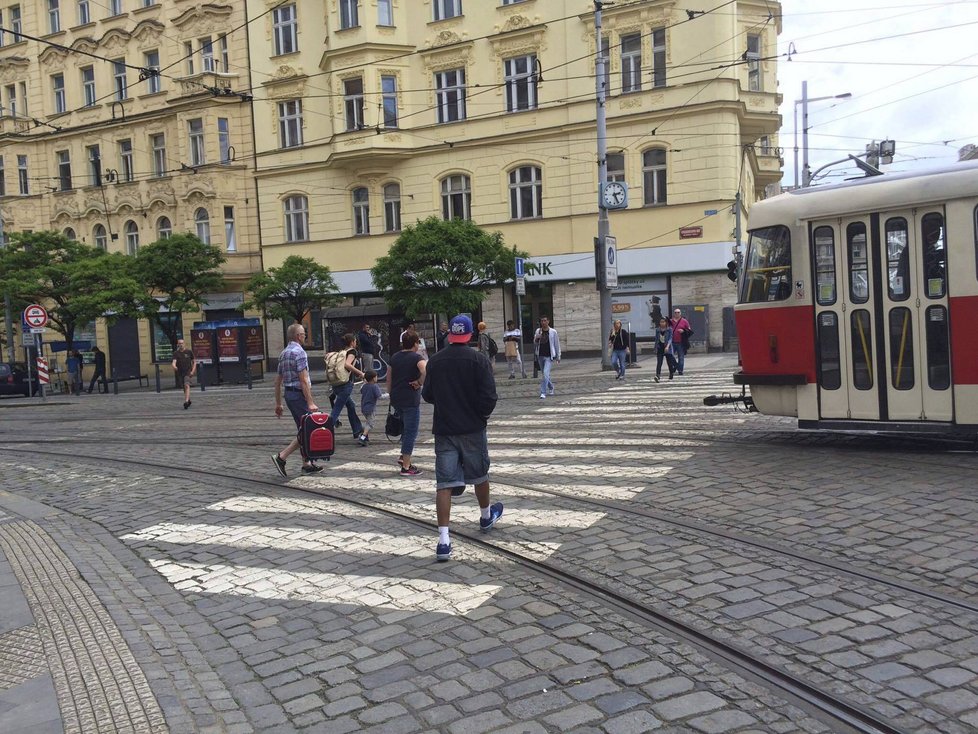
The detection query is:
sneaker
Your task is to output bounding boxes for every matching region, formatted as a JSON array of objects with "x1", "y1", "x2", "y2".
[
  {"x1": 357, "y1": 434, "x2": 368, "y2": 446},
  {"x1": 540, "y1": 393, "x2": 546, "y2": 399},
  {"x1": 451, "y1": 486, "x2": 466, "y2": 497},
  {"x1": 271, "y1": 453, "x2": 287, "y2": 478},
  {"x1": 547, "y1": 388, "x2": 555, "y2": 396},
  {"x1": 508, "y1": 374, "x2": 515, "y2": 380},
  {"x1": 436, "y1": 542, "x2": 452, "y2": 561},
  {"x1": 301, "y1": 463, "x2": 324, "y2": 474},
  {"x1": 335, "y1": 419, "x2": 342, "y2": 428},
  {"x1": 400, "y1": 465, "x2": 422, "y2": 476},
  {"x1": 669, "y1": 374, "x2": 674, "y2": 380},
  {"x1": 480, "y1": 502, "x2": 504, "y2": 532},
  {"x1": 183, "y1": 400, "x2": 191, "y2": 410},
  {"x1": 654, "y1": 376, "x2": 660, "y2": 383}
]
